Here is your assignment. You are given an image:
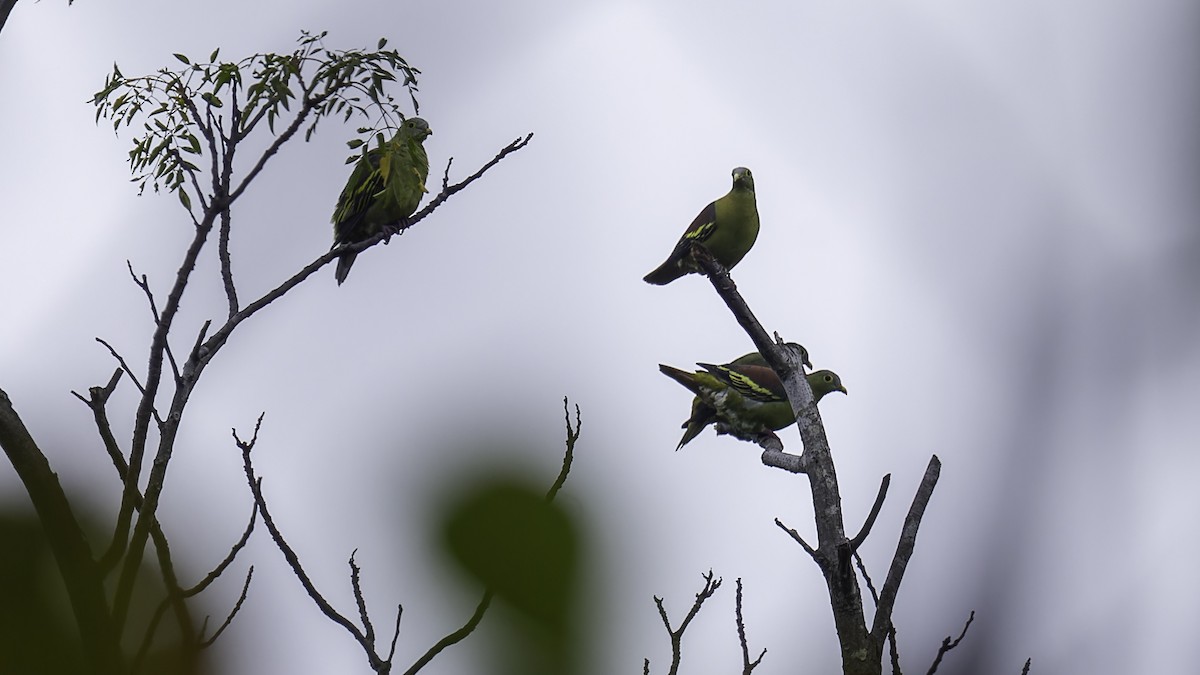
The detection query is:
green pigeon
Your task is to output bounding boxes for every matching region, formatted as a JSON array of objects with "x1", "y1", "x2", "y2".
[
  {"x1": 643, "y1": 167, "x2": 760, "y2": 285},
  {"x1": 670, "y1": 344, "x2": 810, "y2": 448},
  {"x1": 331, "y1": 117, "x2": 432, "y2": 285},
  {"x1": 661, "y1": 353, "x2": 845, "y2": 449}
]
